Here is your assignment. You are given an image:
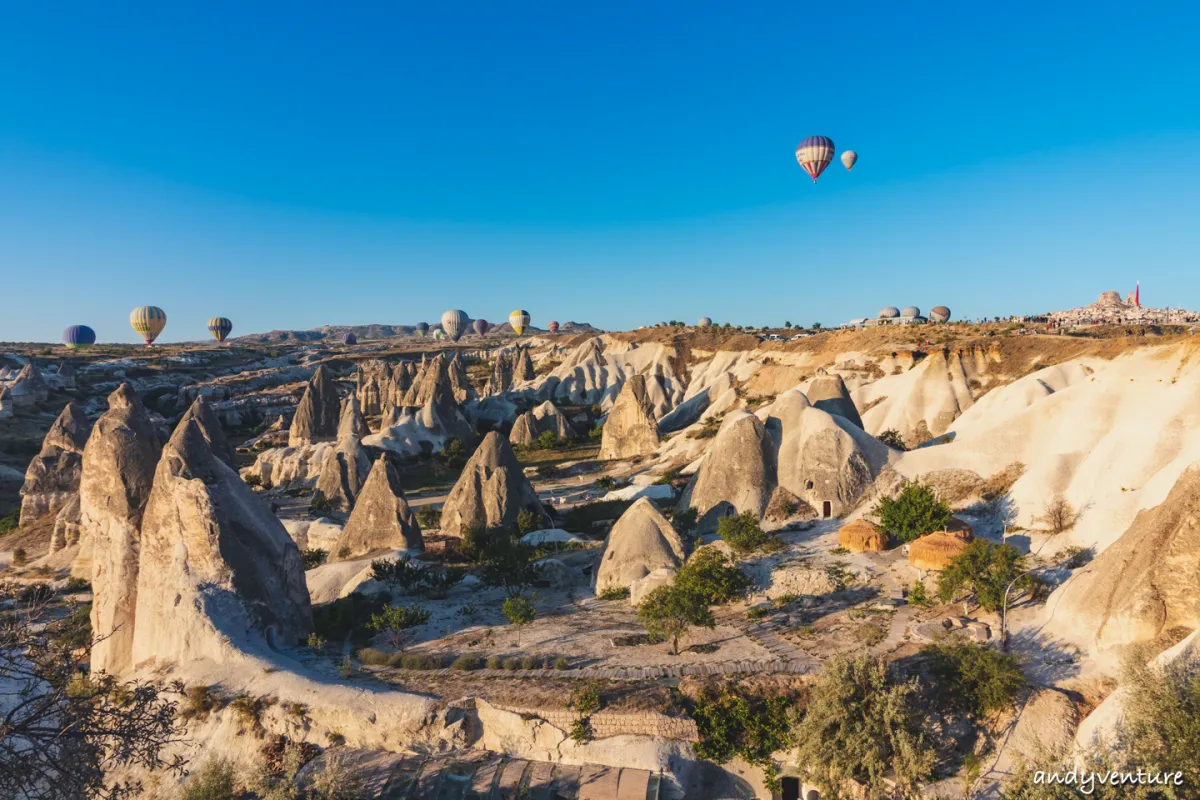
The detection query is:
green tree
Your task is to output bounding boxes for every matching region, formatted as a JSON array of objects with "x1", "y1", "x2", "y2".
[
  {"x1": 367, "y1": 604, "x2": 431, "y2": 650},
  {"x1": 812, "y1": 322, "x2": 822, "y2": 330},
  {"x1": 784, "y1": 321, "x2": 793, "y2": 329},
  {"x1": 792, "y1": 654, "x2": 935, "y2": 799},
  {"x1": 924, "y1": 639, "x2": 1026, "y2": 717},
  {"x1": 516, "y1": 508, "x2": 539, "y2": 535},
  {"x1": 637, "y1": 585, "x2": 715, "y2": 655},
  {"x1": 457, "y1": 522, "x2": 489, "y2": 562},
  {"x1": 872, "y1": 481, "x2": 953, "y2": 543},
  {"x1": 937, "y1": 539, "x2": 1029, "y2": 612},
  {"x1": 480, "y1": 535, "x2": 537, "y2": 598},
  {"x1": 691, "y1": 685, "x2": 796, "y2": 792},
  {"x1": 675, "y1": 547, "x2": 750, "y2": 605},
  {"x1": 501, "y1": 595, "x2": 536, "y2": 645},
  {"x1": 536, "y1": 430, "x2": 558, "y2": 450}
]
